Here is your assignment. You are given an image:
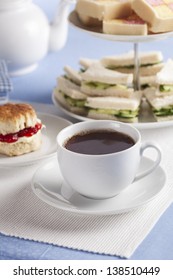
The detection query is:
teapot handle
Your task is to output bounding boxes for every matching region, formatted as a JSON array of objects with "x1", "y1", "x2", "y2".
[
  {"x1": 49, "y1": 0, "x2": 76, "y2": 52},
  {"x1": 52, "y1": 0, "x2": 76, "y2": 25}
]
